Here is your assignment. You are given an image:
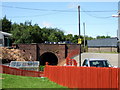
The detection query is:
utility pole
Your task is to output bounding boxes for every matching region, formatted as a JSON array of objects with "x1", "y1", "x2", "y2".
[
  {"x1": 78, "y1": 5, "x2": 81, "y2": 66},
  {"x1": 83, "y1": 22, "x2": 85, "y2": 52},
  {"x1": 118, "y1": 1, "x2": 120, "y2": 42}
]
